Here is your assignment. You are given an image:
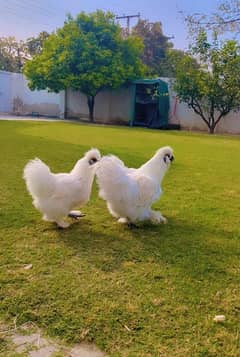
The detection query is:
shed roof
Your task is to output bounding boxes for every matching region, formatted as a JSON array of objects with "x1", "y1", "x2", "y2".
[{"x1": 132, "y1": 78, "x2": 166, "y2": 85}]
